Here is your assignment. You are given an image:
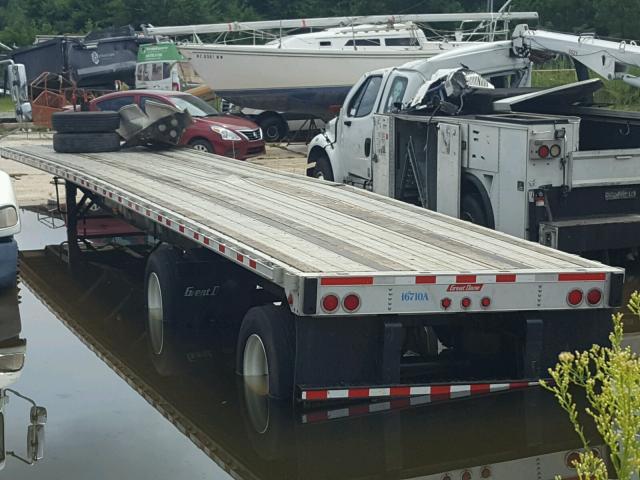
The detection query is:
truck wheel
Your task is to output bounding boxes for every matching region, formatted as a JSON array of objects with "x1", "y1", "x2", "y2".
[
  {"x1": 313, "y1": 154, "x2": 334, "y2": 181},
  {"x1": 259, "y1": 116, "x2": 288, "y2": 142},
  {"x1": 241, "y1": 379, "x2": 293, "y2": 460},
  {"x1": 52, "y1": 111, "x2": 120, "y2": 133},
  {"x1": 148, "y1": 322, "x2": 191, "y2": 377},
  {"x1": 414, "y1": 326, "x2": 439, "y2": 358},
  {"x1": 237, "y1": 304, "x2": 295, "y2": 399},
  {"x1": 539, "y1": 311, "x2": 611, "y2": 374},
  {"x1": 53, "y1": 132, "x2": 121, "y2": 153},
  {"x1": 145, "y1": 250, "x2": 182, "y2": 357},
  {"x1": 189, "y1": 138, "x2": 214, "y2": 153},
  {"x1": 461, "y1": 194, "x2": 489, "y2": 227}
]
